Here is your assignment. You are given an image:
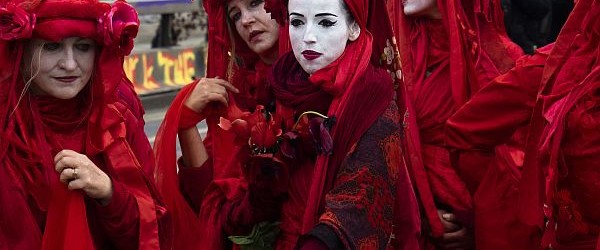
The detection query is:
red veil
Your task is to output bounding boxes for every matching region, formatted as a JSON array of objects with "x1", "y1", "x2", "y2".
[
  {"x1": 0, "y1": 0, "x2": 166, "y2": 249},
  {"x1": 387, "y1": 0, "x2": 524, "y2": 241}
]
